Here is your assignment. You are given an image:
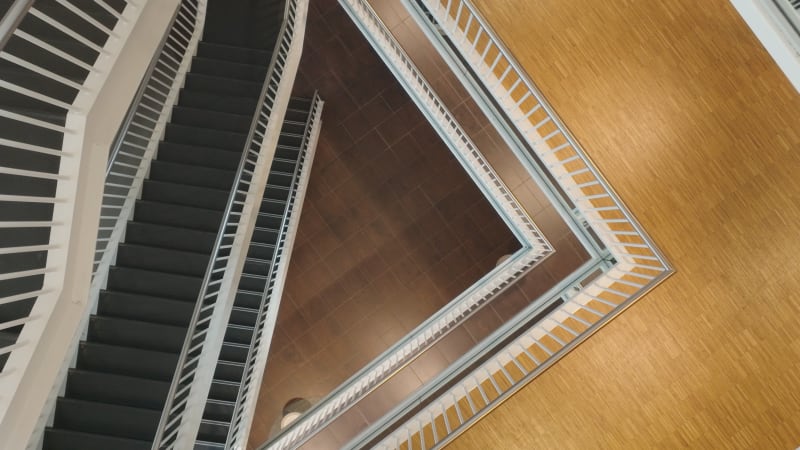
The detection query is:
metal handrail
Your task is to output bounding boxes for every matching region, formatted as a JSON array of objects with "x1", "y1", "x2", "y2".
[
  {"x1": 225, "y1": 92, "x2": 323, "y2": 449},
  {"x1": 94, "y1": 0, "x2": 203, "y2": 277},
  {"x1": 152, "y1": 0, "x2": 306, "y2": 446},
  {"x1": 0, "y1": 0, "x2": 34, "y2": 50},
  {"x1": 334, "y1": 0, "x2": 674, "y2": 447},
  {"x1": 260, "y1": 1, "x2": 554, "y2": 448},
  {"x1": 411, "y1": 0, "x2": 671, "y2": 268}
]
